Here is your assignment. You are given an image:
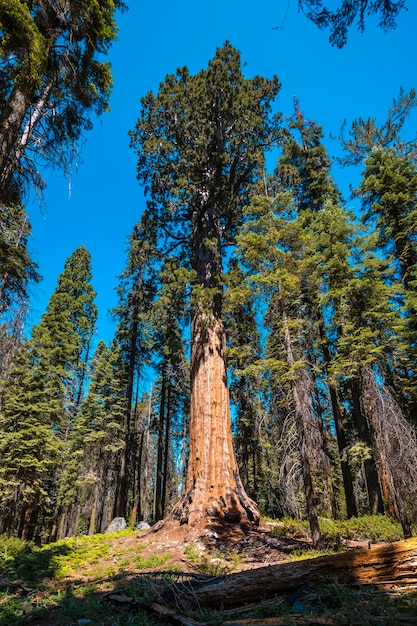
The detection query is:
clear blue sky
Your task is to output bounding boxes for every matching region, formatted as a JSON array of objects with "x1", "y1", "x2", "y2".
[{"x1": 27, "y1": 0, "x2": 417, "y2": 348}]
